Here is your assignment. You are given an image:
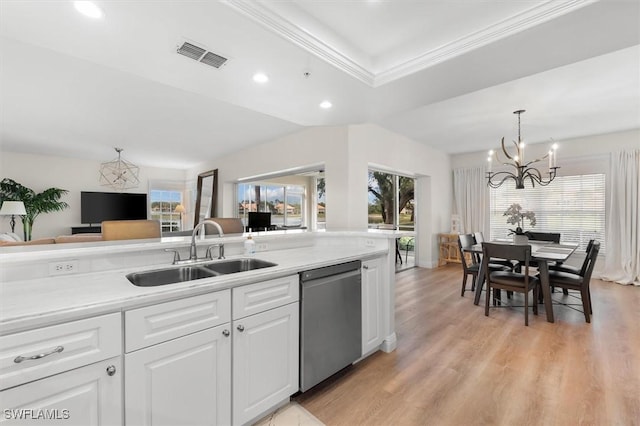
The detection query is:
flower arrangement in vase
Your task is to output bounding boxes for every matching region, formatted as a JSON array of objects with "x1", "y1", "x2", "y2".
[{"x1": 503, "y1": 203, "x2": 536, "y2": 243}]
